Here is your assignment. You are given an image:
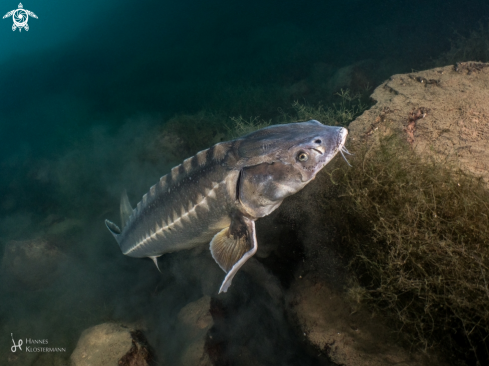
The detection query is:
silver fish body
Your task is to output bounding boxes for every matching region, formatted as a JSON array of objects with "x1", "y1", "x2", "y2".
[{"x1": 106, "y1": 120, "x2": 348, "y2": 292}]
